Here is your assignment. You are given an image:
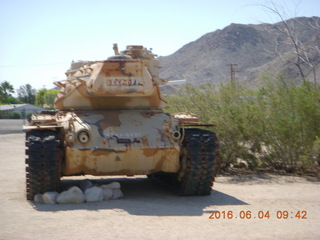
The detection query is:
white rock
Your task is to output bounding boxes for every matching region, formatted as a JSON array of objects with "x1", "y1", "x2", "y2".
[
  {"x1": 85, "y1": 186, "x2": 103, "y2": 203},
  {"x1": 57, "y1": 186, "x2": 85, "y2": 204},
  {"x1": 42, "y1": 192, "x2": 59, "y2": 204},
  {"x1": 79, "y1": 179, "x2": 93, "y2": 192},
  {"x1": 111, "y1": 189, "x2": 124, "y2": 200},
  {"x1": 101, "y1": 182, "x2": 121, "y2": 189},
  {"x1": 101, "y1": 188, "x2": 113, "y2": 200},
  {"x1": 33, "y1": 194, "x2": 43, "y2": 203}
]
